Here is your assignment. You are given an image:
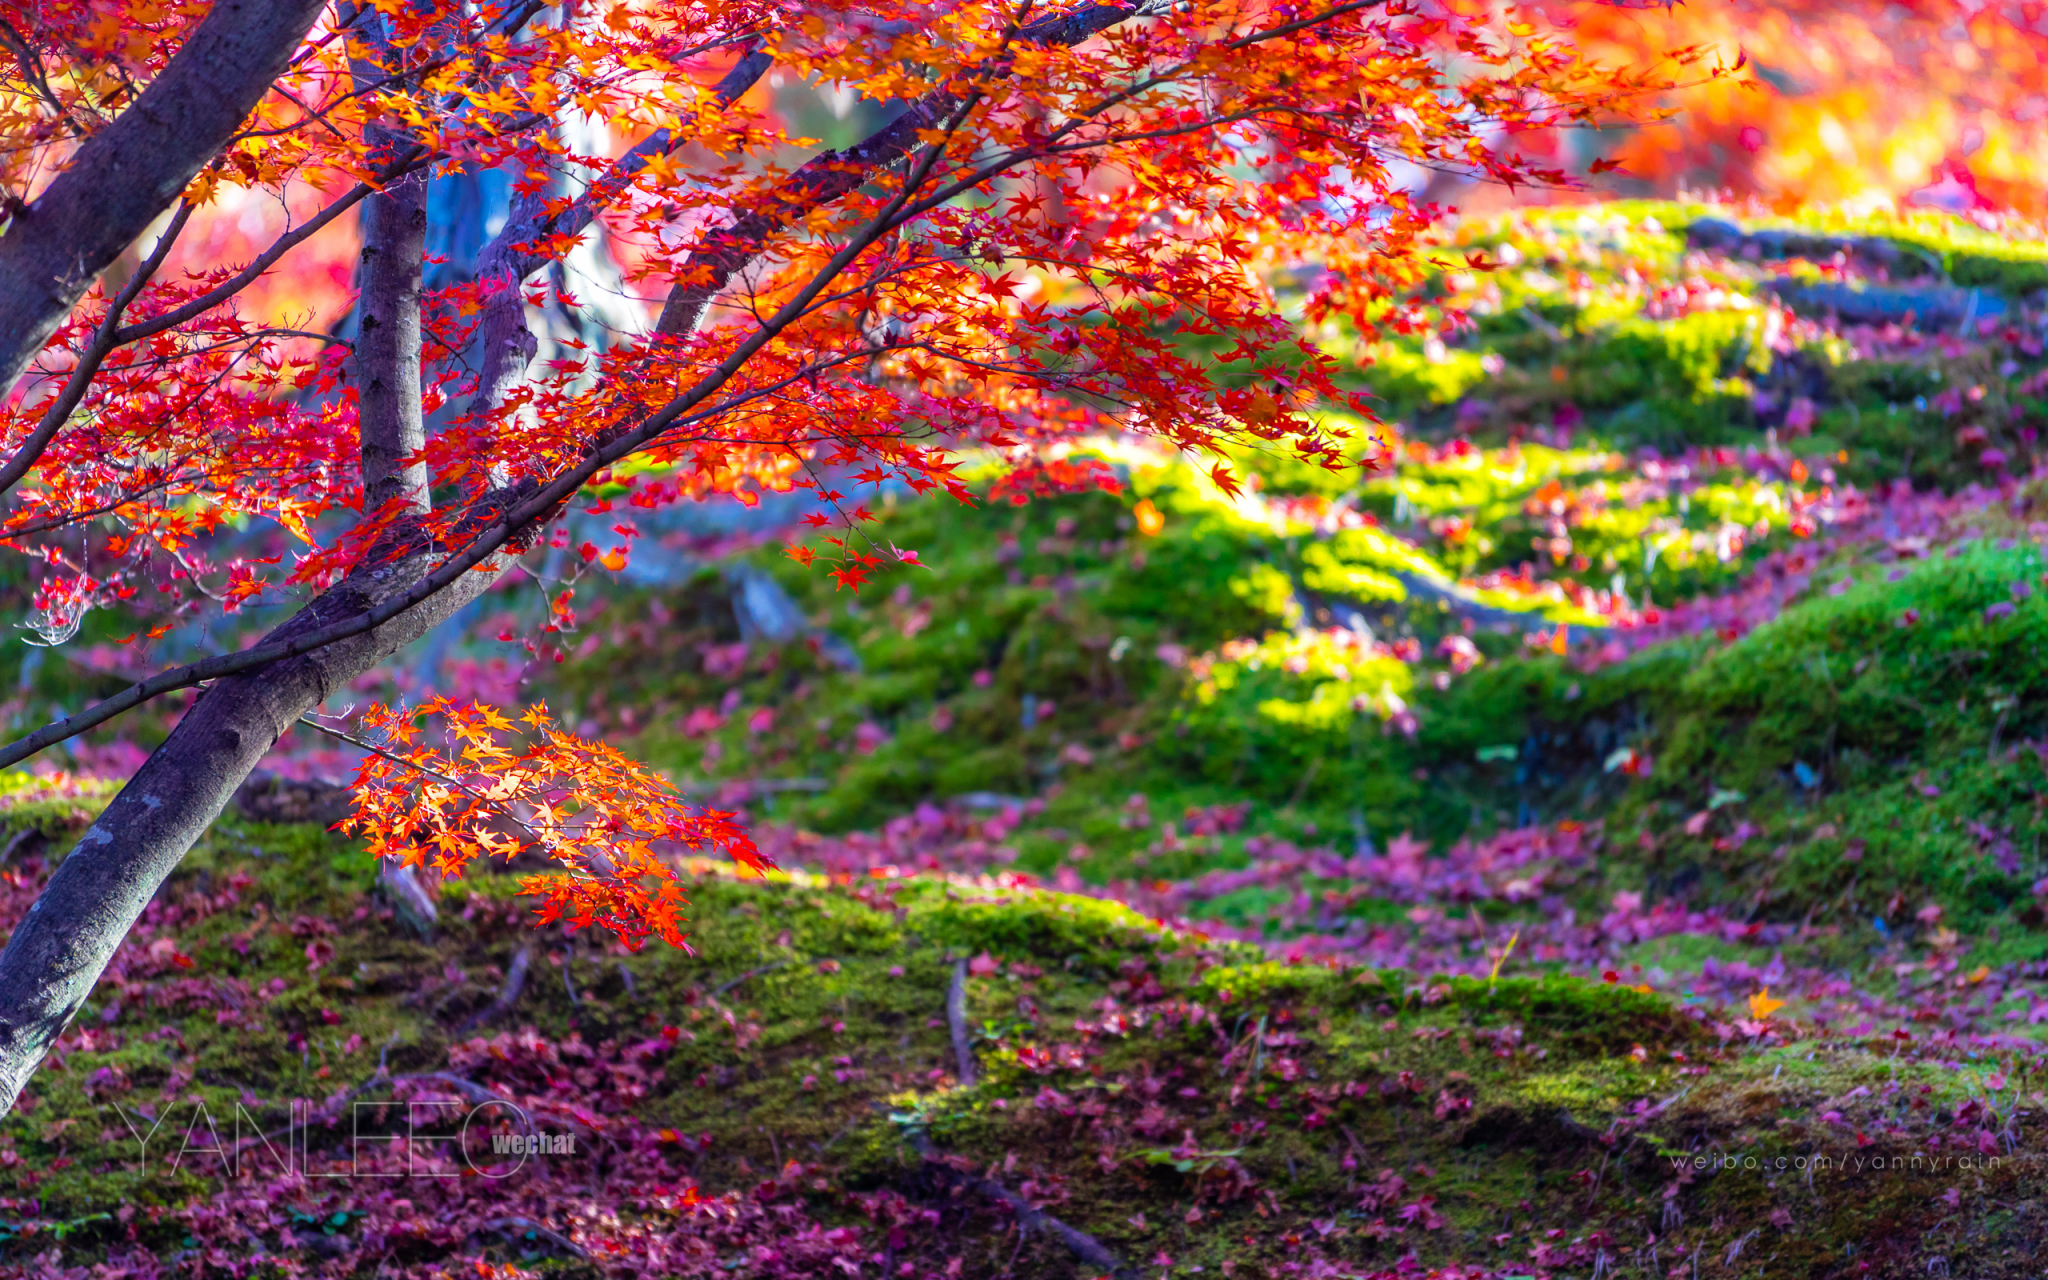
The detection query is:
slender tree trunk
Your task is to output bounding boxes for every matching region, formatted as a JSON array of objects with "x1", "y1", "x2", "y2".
[
  {"x1": 349, "y1": 8, "x2": 442, "y2": 931},
  {"x1": 349, "y1": 4, "x2": 432, "y2": 517},
  {"x1": 355, "y1": 169, "x2": 431, "y2": 513}
]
